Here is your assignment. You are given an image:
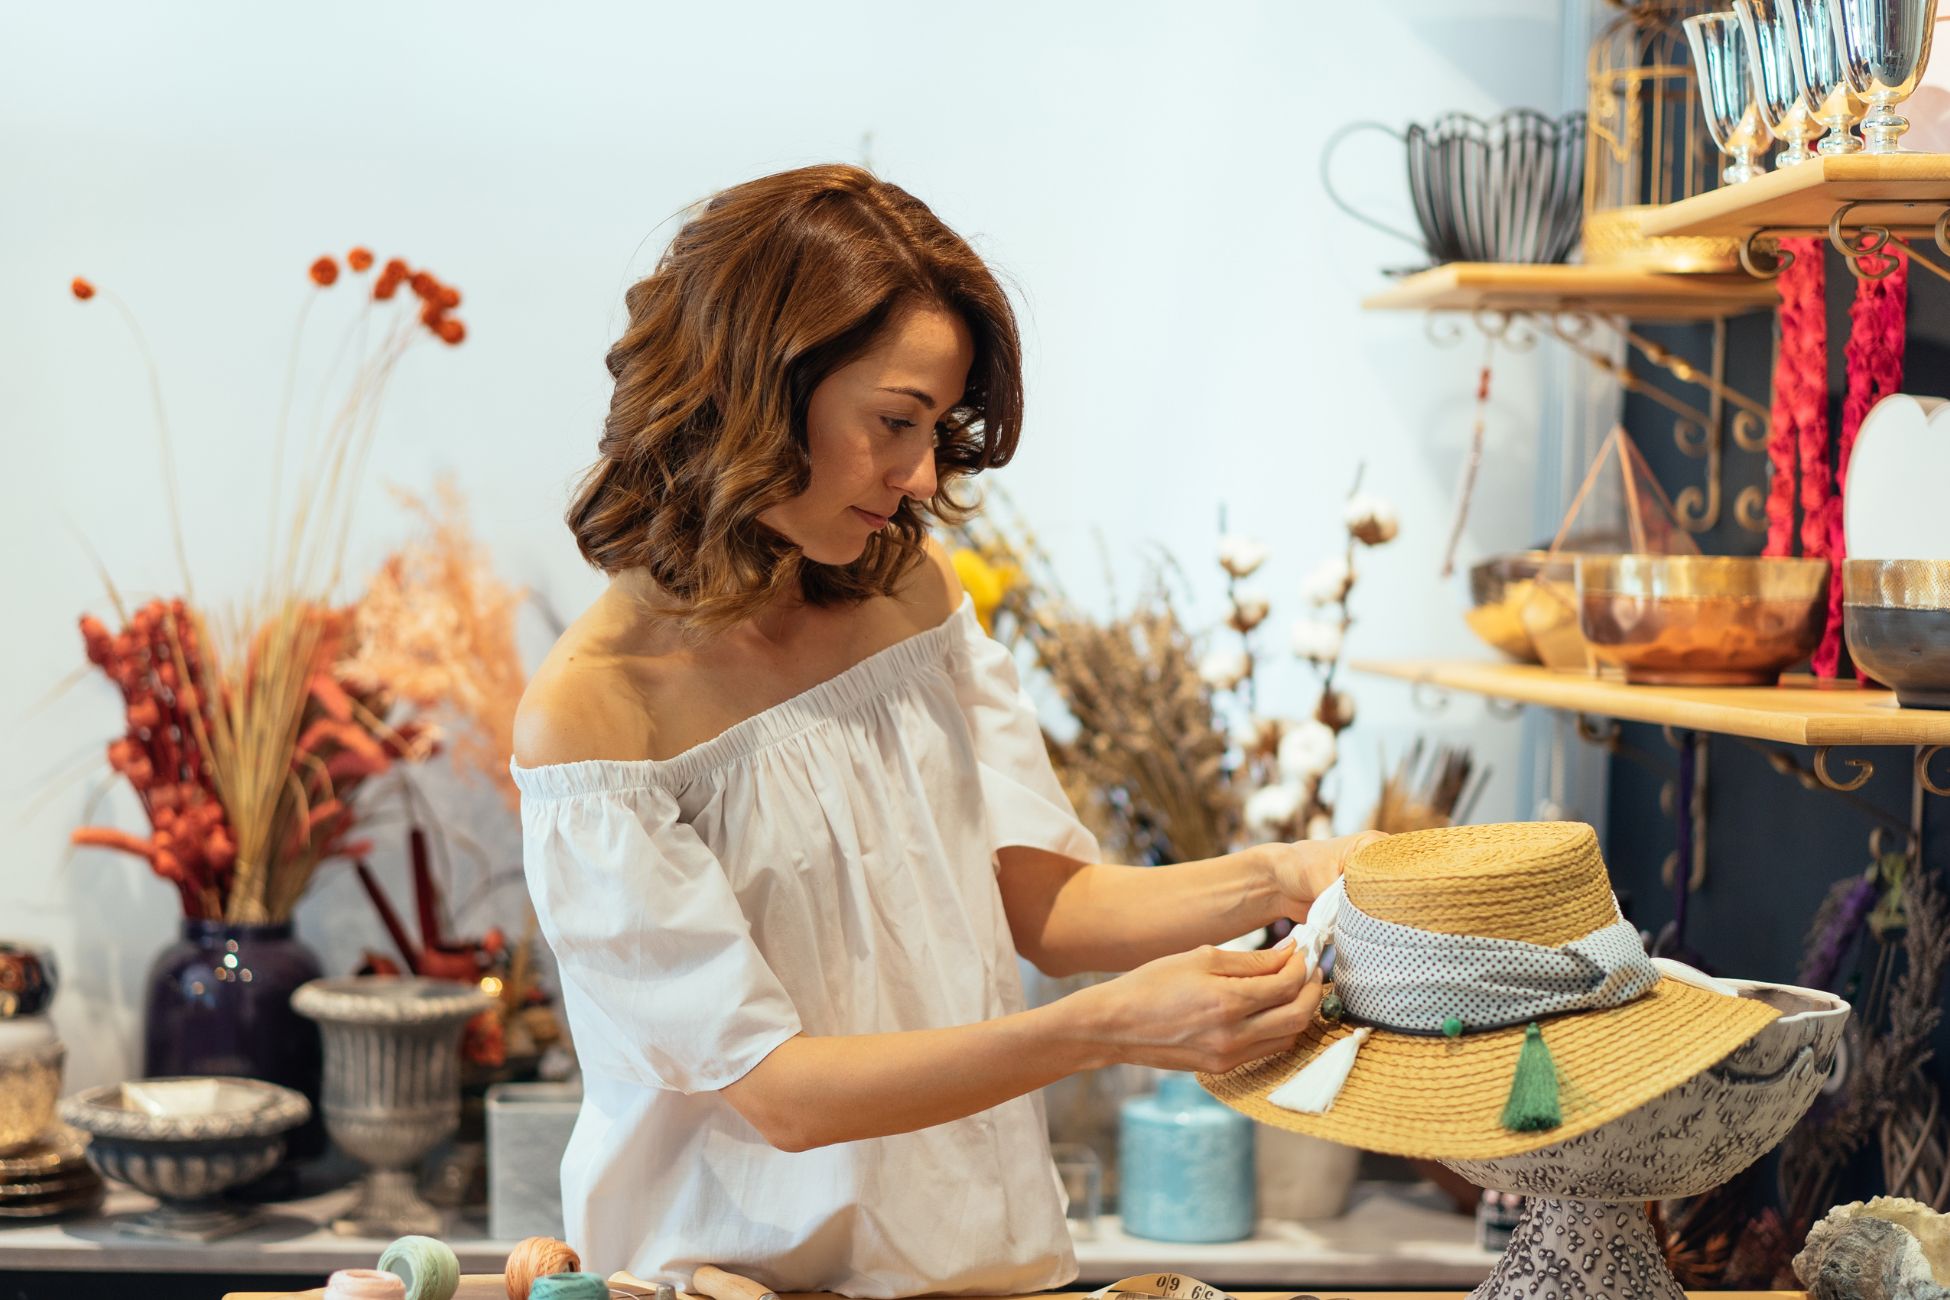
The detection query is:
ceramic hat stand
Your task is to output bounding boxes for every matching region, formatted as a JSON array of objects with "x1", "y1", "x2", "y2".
[{"x1": 1441, "y1": 979, "x2": 1848, "y2": 1300}]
